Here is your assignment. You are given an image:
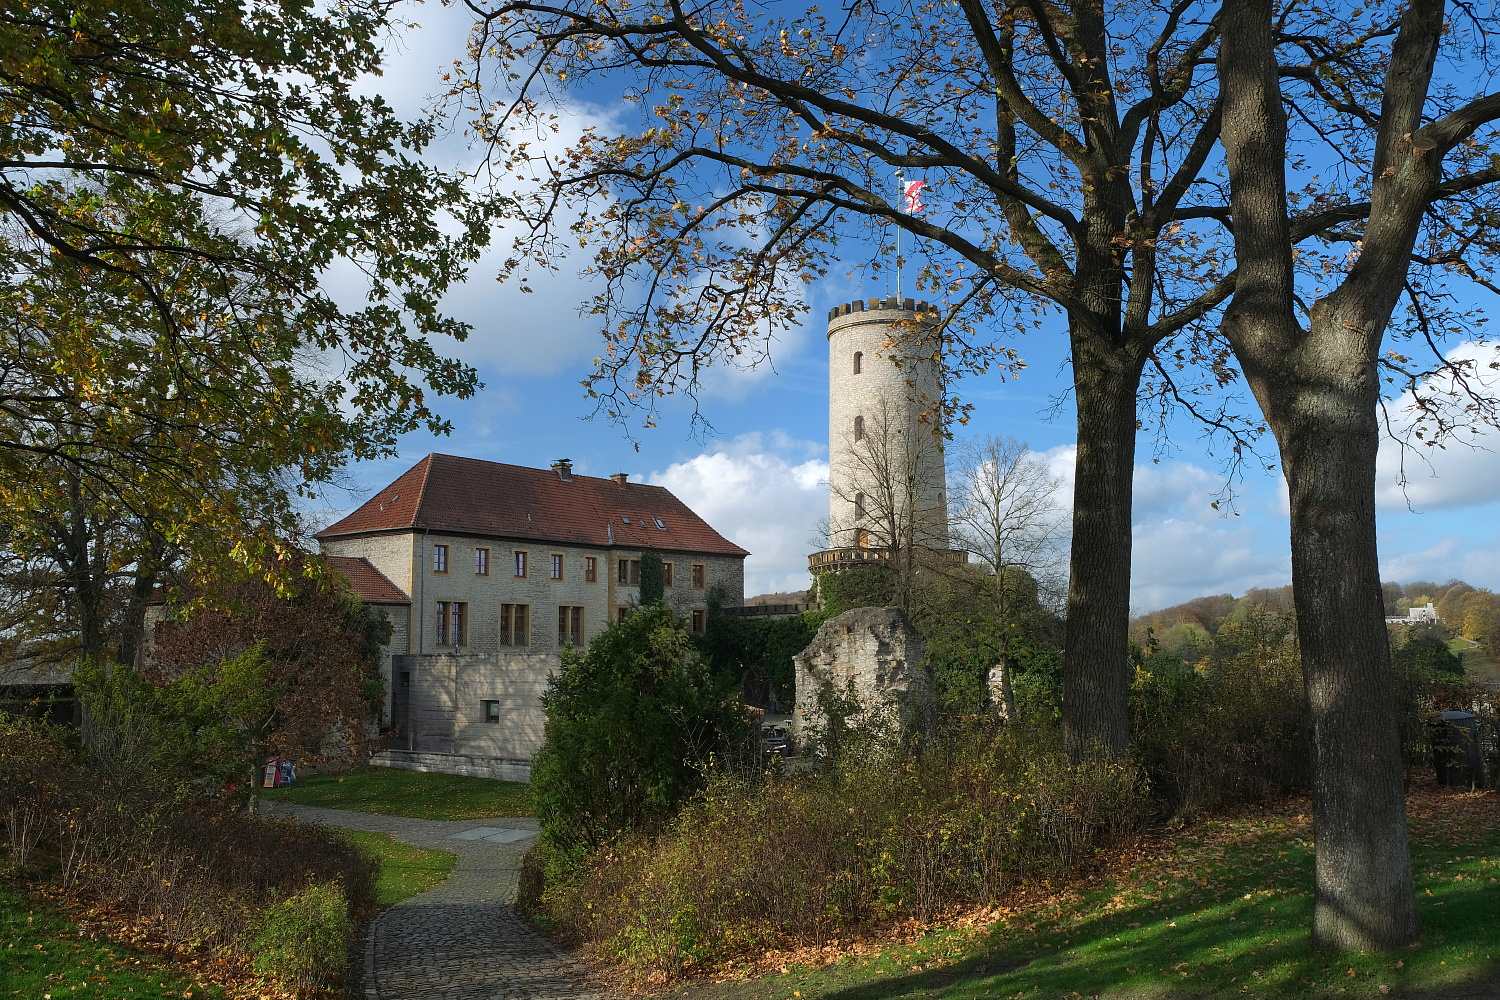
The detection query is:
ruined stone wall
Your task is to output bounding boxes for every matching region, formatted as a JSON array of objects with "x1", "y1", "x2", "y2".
[{"x1": 792, "y1": 606, "x2": 933, "y2": 745}]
